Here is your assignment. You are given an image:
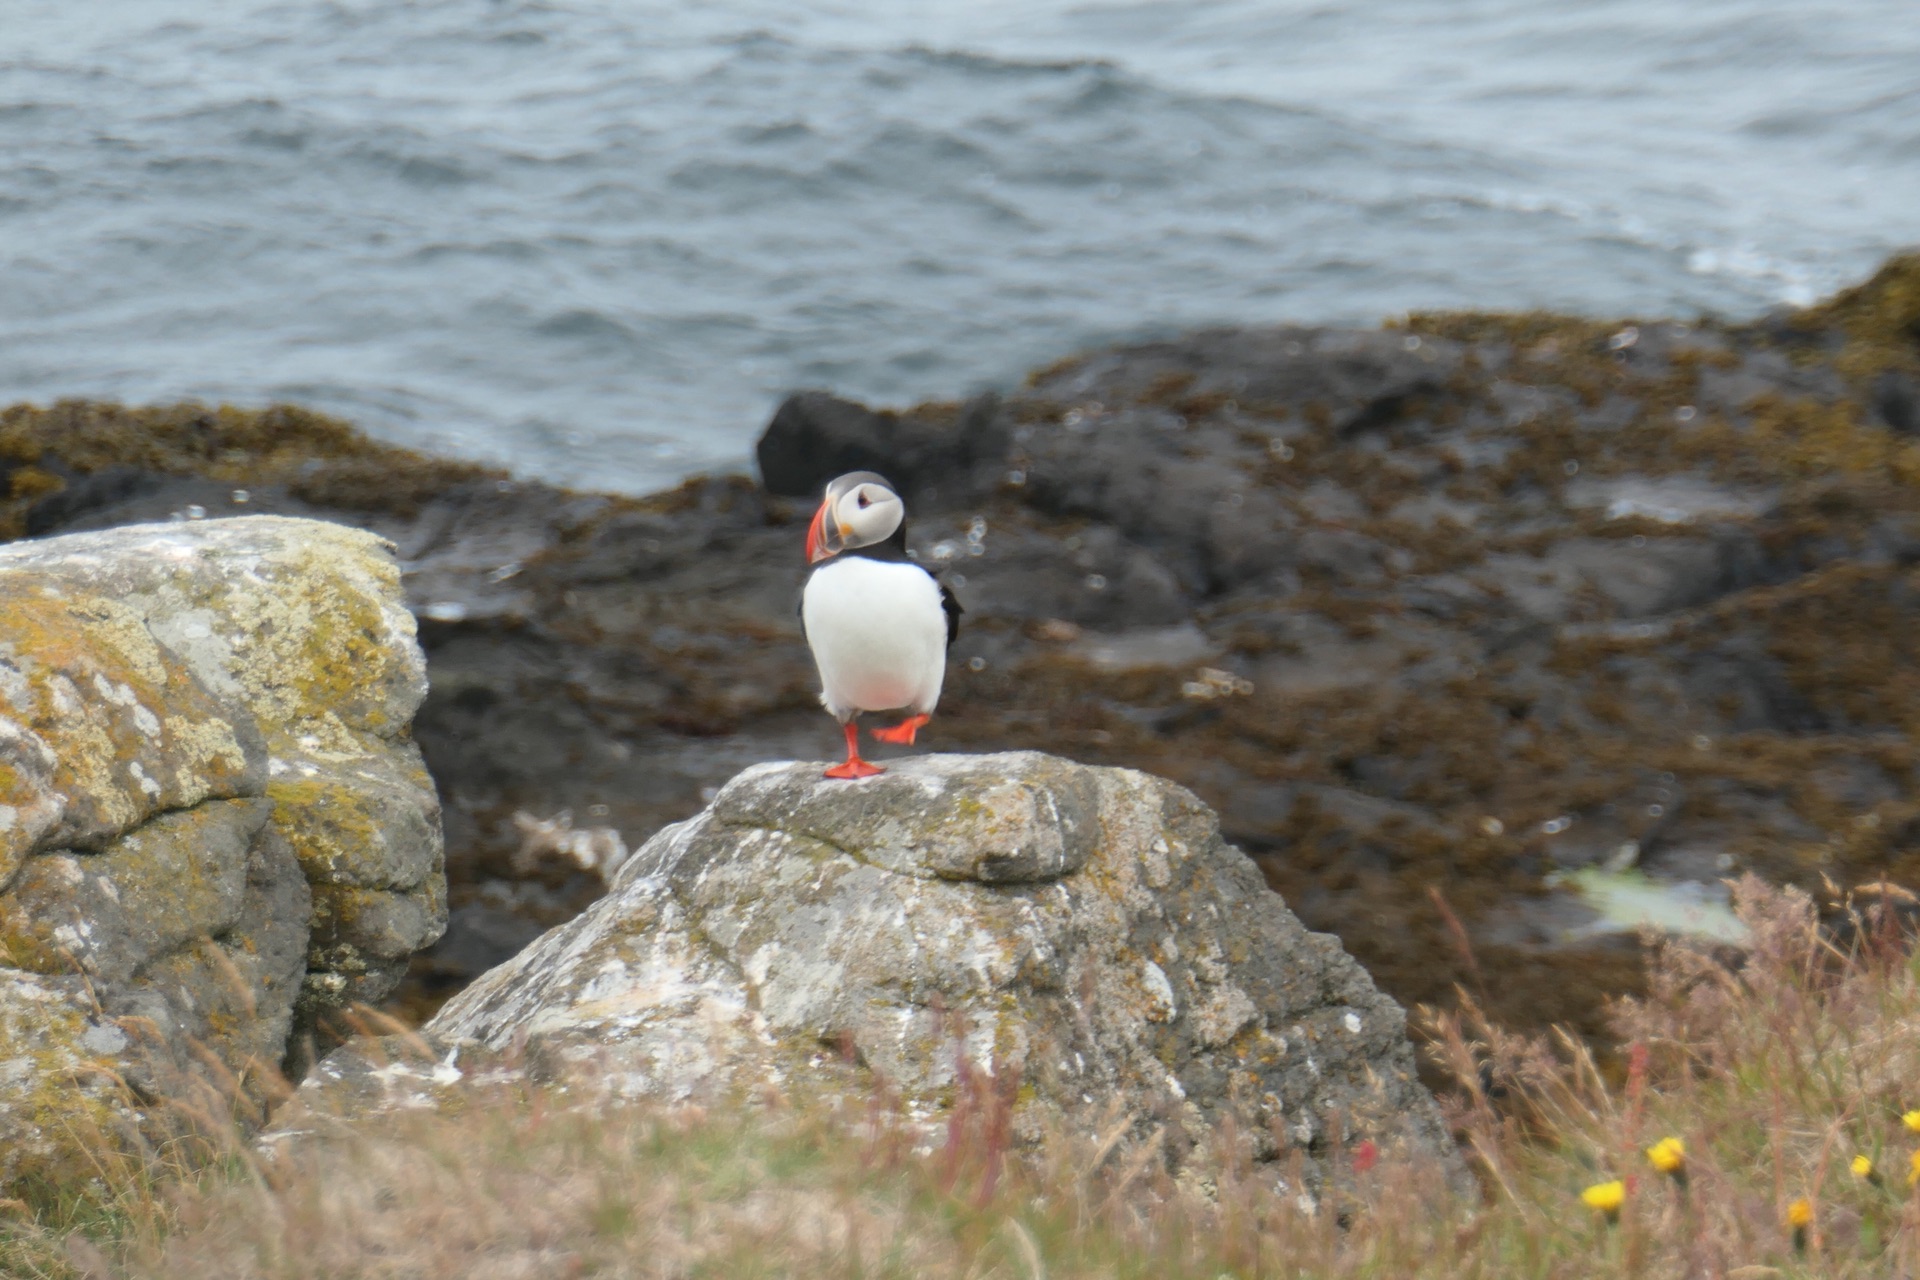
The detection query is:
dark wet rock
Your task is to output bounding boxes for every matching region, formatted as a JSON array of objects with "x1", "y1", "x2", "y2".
[
  {"x1": 415, "y1": 901, "x2": 550, "y2": 986},
  {"x1": 9, "y1": 254, "x2": 1920, "y2": 1050},
  {"x1": 1015, "y1": 414, "x2": 1298, "y2": 592},
  {"x1": 949, "y1": 522, "x2": 1192, "y2": 628},
  {"x1": 22, "y1": 466, "x2": 183, "y2": 535},
  {"x1": 756, "y1": 390, "x2": 1010, "y2": 503},
  {"x1": 1874, "y1": 371, "x2": 1920, "y2": 435},
  {"x1": 1024, "y1": 326, "x2": 1462, "y2": 437},
  {"x1": 1532, "y1": 774, "x2": 1685, "y2": 871},
  {"x1": 1680, "y1": 636, "x2": 1828, "y2": 734}
]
